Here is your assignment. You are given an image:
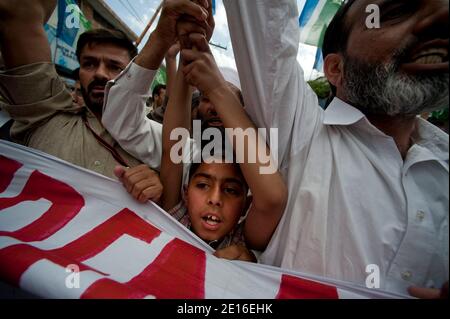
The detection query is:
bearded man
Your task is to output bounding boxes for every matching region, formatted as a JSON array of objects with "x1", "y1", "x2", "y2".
[{"x1": 223, "y1": 0, "x2": 449, "y2": 297}]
